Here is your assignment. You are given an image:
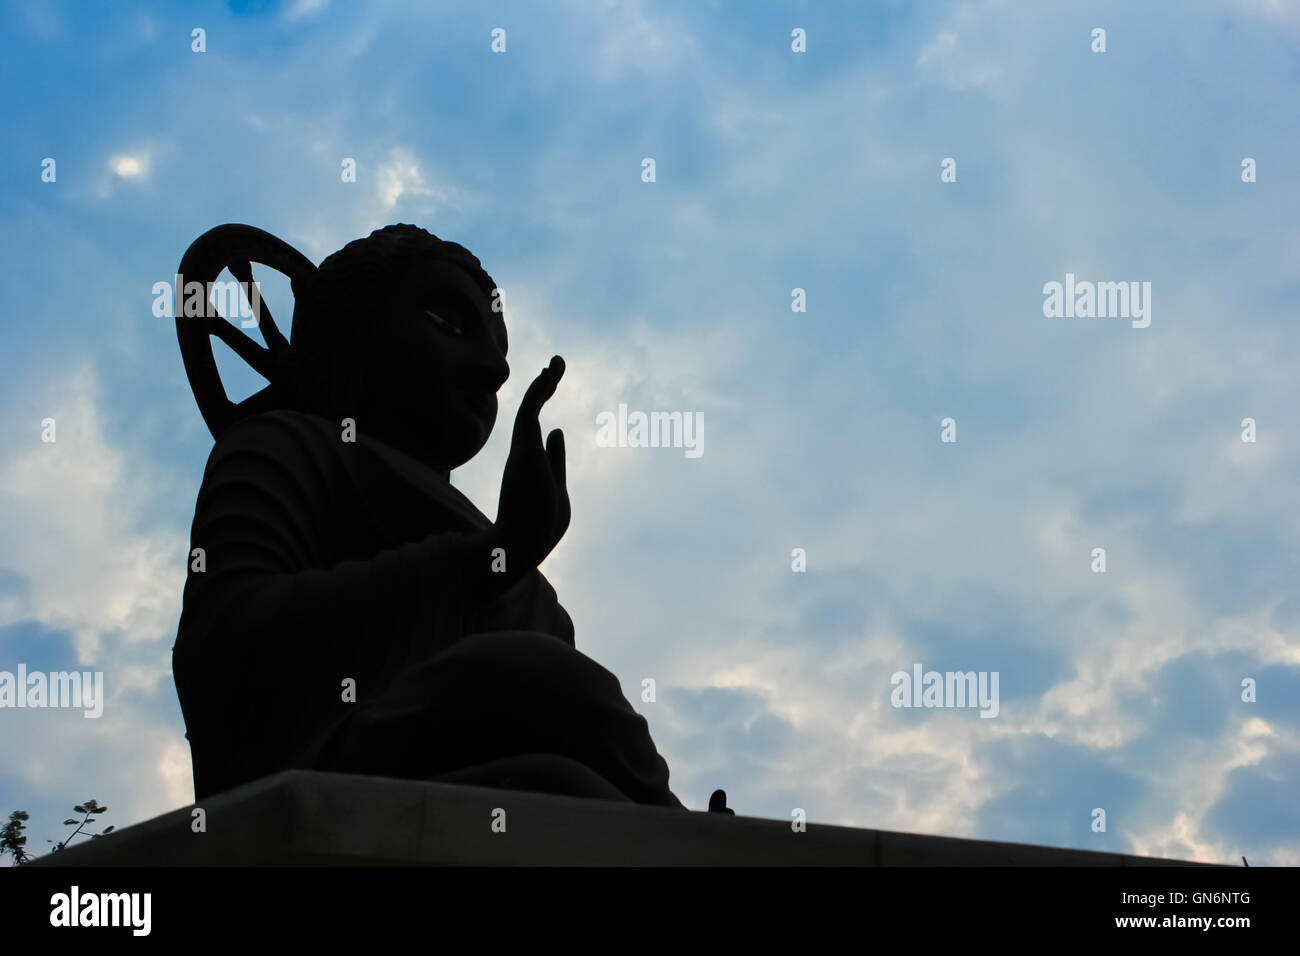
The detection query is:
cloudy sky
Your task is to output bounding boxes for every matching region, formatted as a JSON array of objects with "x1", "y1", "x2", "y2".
[{"x1": 1, "y1": 0, "x2": 1297, "y2": 865}]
